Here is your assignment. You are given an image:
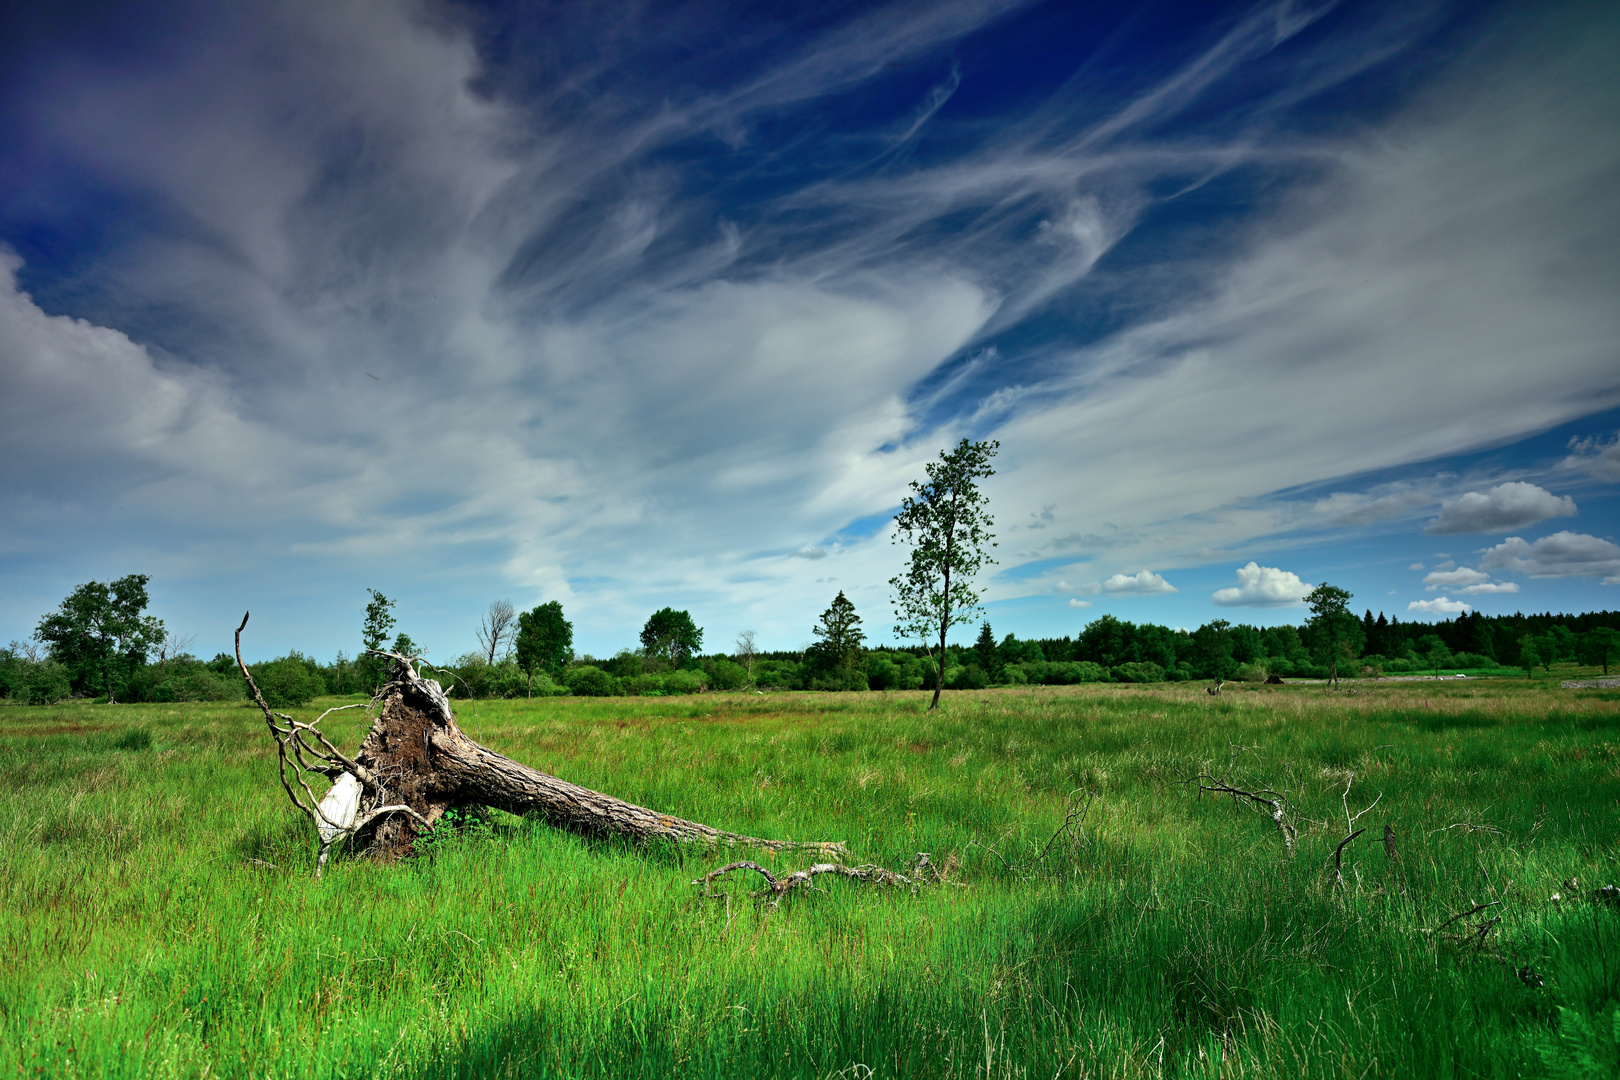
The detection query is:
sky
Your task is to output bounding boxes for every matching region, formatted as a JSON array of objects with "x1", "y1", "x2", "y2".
[{"x1": 1, "y1": 0, "x2": 1618, "y2": 663}]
